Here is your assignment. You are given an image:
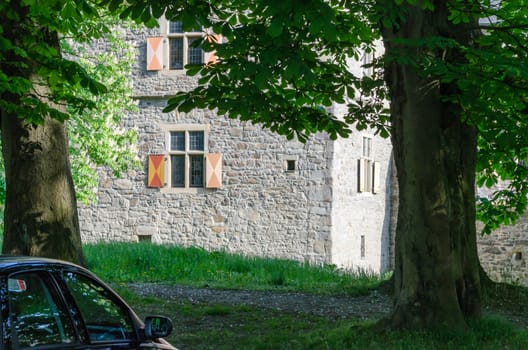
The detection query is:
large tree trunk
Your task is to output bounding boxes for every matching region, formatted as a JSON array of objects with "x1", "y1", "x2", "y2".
[
  {"x1": 381, "y1": 1, "x2": 481, "y2": 328},
  {"x1": 0, "y1": 4, "x2": 85, "y2": 265},
  {"x1": 1, "y1": 112, "x2": 85, "y2": 265}
]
